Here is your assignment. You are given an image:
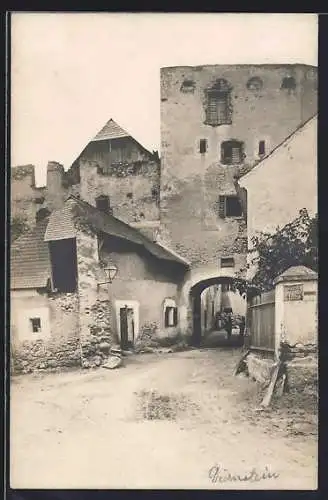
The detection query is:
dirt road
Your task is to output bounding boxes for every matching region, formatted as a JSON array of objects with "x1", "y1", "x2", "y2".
[{"x1": 10, "y1": 348, "x2": 317, "y2": 490}]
